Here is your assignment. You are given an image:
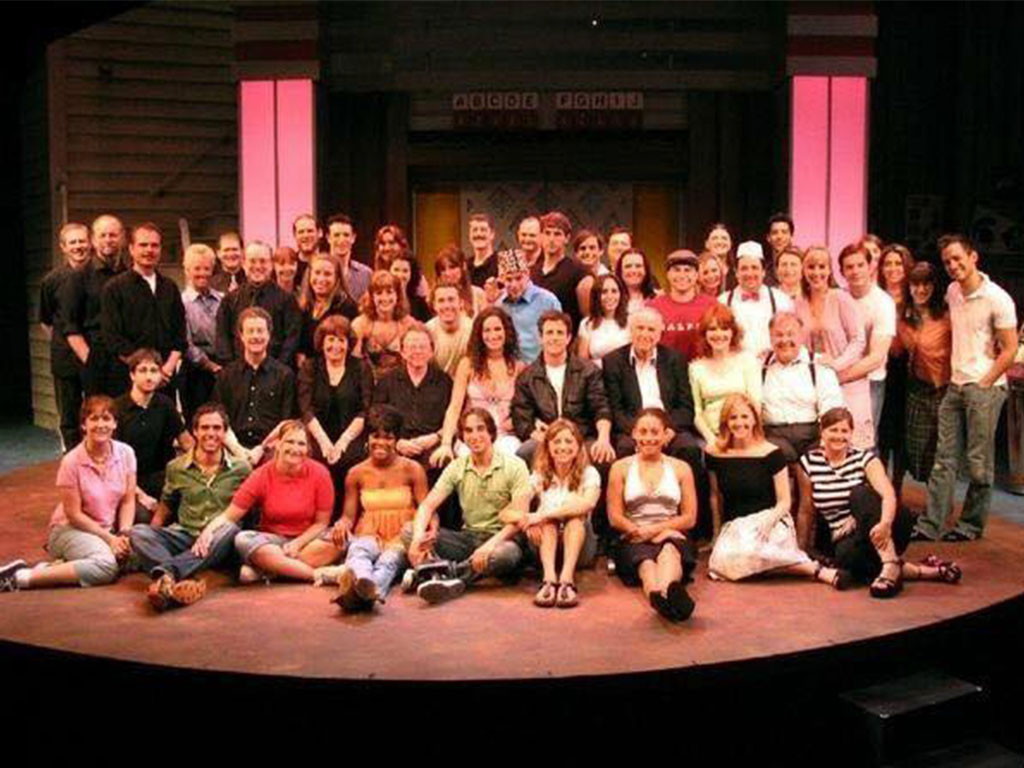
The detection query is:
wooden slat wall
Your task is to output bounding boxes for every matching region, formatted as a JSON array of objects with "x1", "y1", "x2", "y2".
[{"x1": 28, "y1": 0, "x2": 238, "y2": 429}]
